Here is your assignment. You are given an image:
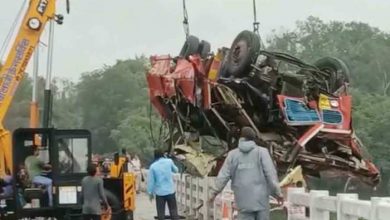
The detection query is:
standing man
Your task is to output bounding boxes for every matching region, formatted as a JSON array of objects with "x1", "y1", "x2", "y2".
[
  {"x1": 130, "y1": 154, "x2": 142, "y2": 194},
  {"x1": 81, "y1": 164, "x2": 110, "y2": 220},
  {"x1": 147, "y1": 149, "x2": 179, "y2": 220},
  {"x1": 209, "y1": 126, "x2": 283, "y2": 220}
]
